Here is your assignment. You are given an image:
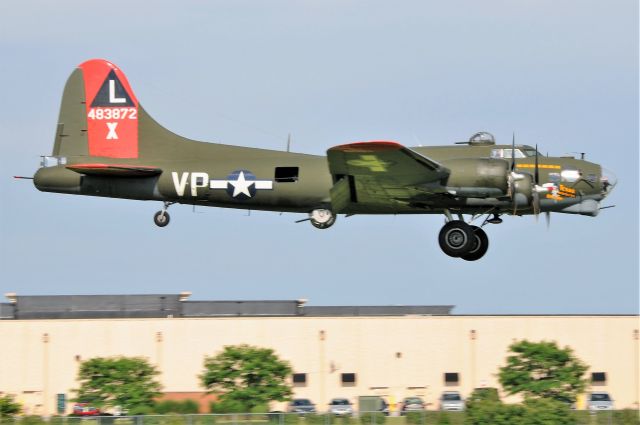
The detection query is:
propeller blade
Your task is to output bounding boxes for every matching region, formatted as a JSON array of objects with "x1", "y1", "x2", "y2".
[
  {"x1": 534, "y1": 143, "x2": 539, "y2": 185},
  {"x1": 511, "y1": 132, "x2": 516, "y2": 172},
  {"x1": 509, "y1": 132, "x2": 517, "y2": 215},
  {"x1": 512, "y1": 177, "x2": 518, "y2": 216},
  {"x1": 532, "y1": 190, "x2": 540, "y2": 219},
  {"x1": 533, "y1": 146, "x2": 540, "y2": 220},
  {"x1": 545, "y1": 211, "x2": 551, "y2": 229}
]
